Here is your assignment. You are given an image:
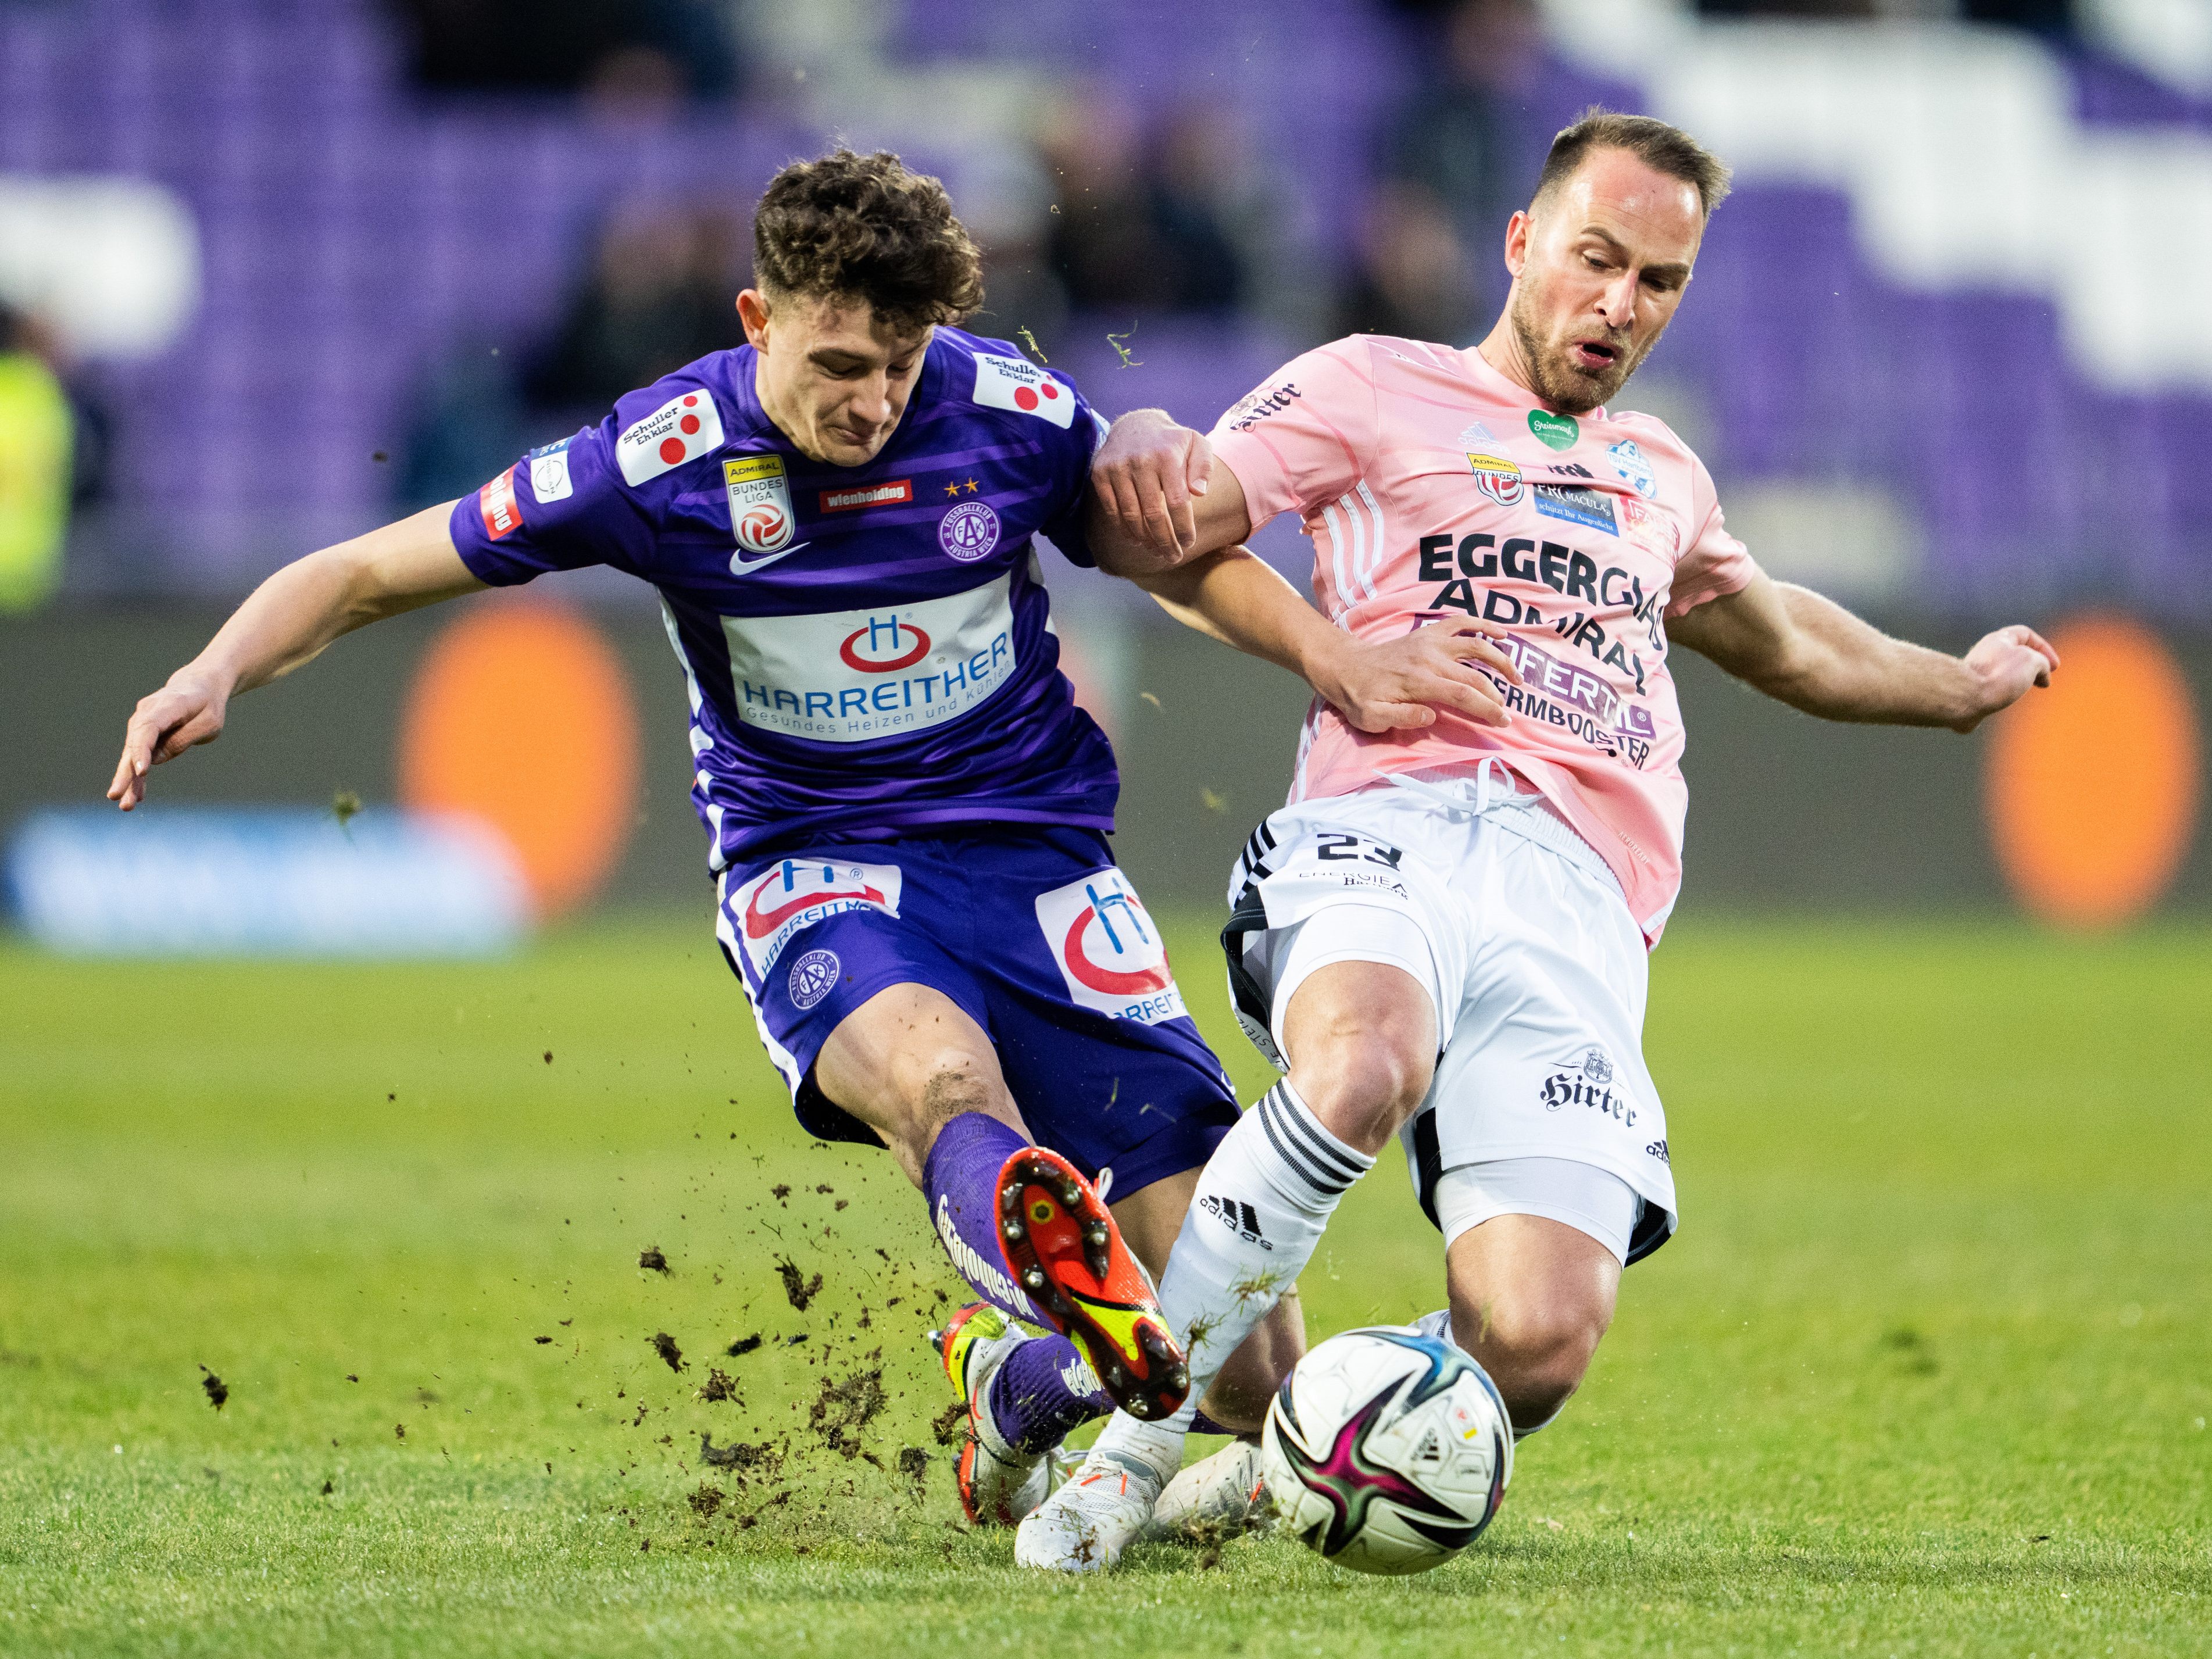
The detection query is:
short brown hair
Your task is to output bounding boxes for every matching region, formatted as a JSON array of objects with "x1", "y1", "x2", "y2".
[
  {"x1": 1532, "y1": 108, "x2": 1732, "y2": 219},
  {"x1": 752, "y1": 148, "x2": 985, "y2": 334}
]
